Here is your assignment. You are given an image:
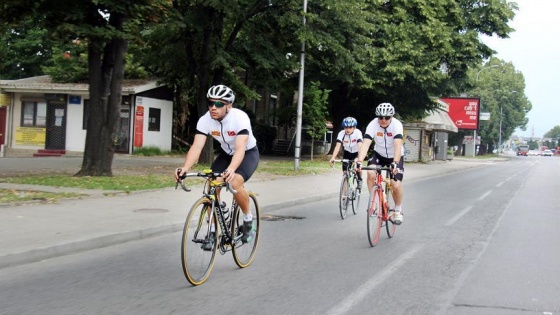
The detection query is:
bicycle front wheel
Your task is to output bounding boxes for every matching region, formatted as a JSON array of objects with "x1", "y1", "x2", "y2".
[
  {"x1": 386, "y1": 189, "x2": 397, "y2": 238},
  {"x1": 367, "y1": 189, "x2": 383, "y2": 247},
  {"x1": 181, "y1": 197, "x2": 217, "y2": 286},
  {"x1": 232, "y1": 192, "x2": 260, "y2": 268},
  {"x1": 351, "y1": 175, "x2": 361, "y2": 215},
  {"x1": 339, "y1": 176, "x2": 350, "y2": 219}
]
